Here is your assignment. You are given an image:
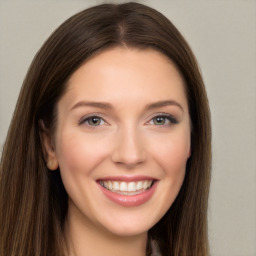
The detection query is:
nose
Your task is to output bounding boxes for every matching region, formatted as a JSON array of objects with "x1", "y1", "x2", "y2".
[{"x1": 111, "y1": 126, "x2": 146, "y2": 168}]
